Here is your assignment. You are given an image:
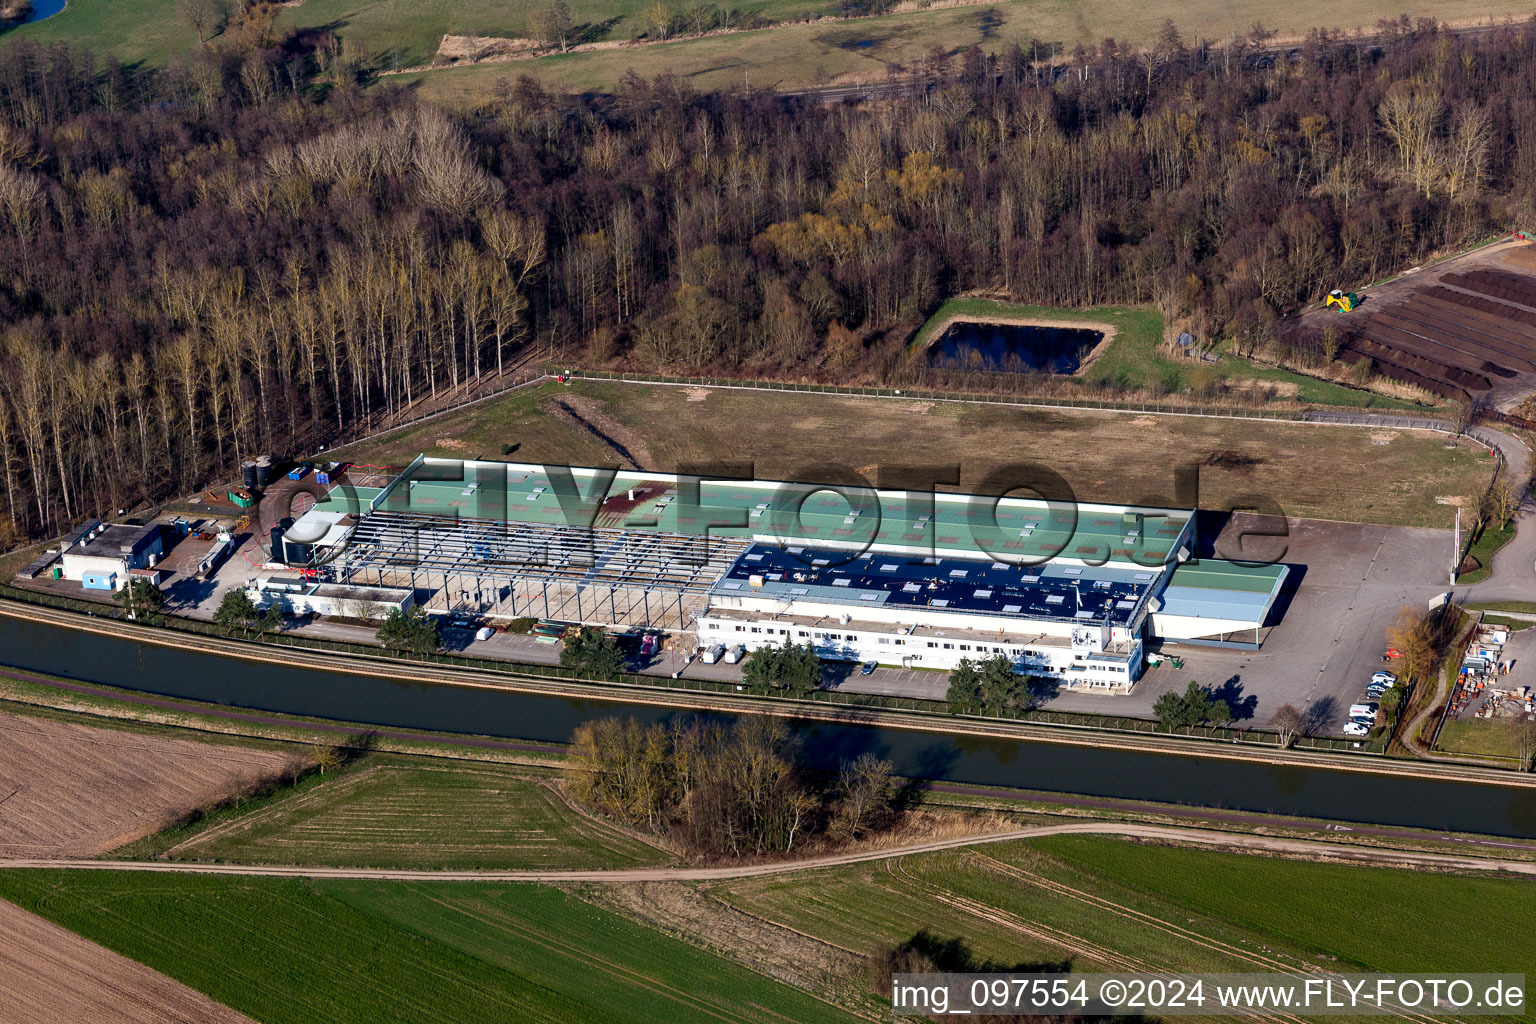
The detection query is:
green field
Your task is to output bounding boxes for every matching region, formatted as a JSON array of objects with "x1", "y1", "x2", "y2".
[
  {"x1": 0, "y1": 871, "x2": 860, "y2": 1024},
  {"x1": 1435, "y1": 718, "x2": 1532, "y2": 761},
  {"x1": 8, "y1": 0, "x2": 1531, "y2": 98},
  {"x1": 5, "y1": 835, "x2": 1535, "y2": 1021},
  {"x1": 123, "y1": 760, "x2": 672, "y2": 869},
  {"x1": 708, "y1": 835, "x2": 1536, "y2": 981},
  {"x1": 400, "y1": 0, "x2": 1531, "y2": 99},
  {"x1": 338, "y1": 377, "x2": 1493, "y2": 528}
]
